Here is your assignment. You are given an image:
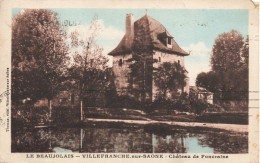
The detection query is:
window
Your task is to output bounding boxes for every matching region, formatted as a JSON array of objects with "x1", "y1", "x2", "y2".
[
  {"x1": 158, "y1": 57, "x2": 161, "y2": 62},
  {"x1": 168, "y1": 37, "x2": 172, "y2": 45},
  {"x1": 119, "y1": 59, "x2": 123, "y2": 66},
  {"x1": 178, "y1": 60, "x2": 180, "y2": 66}
]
